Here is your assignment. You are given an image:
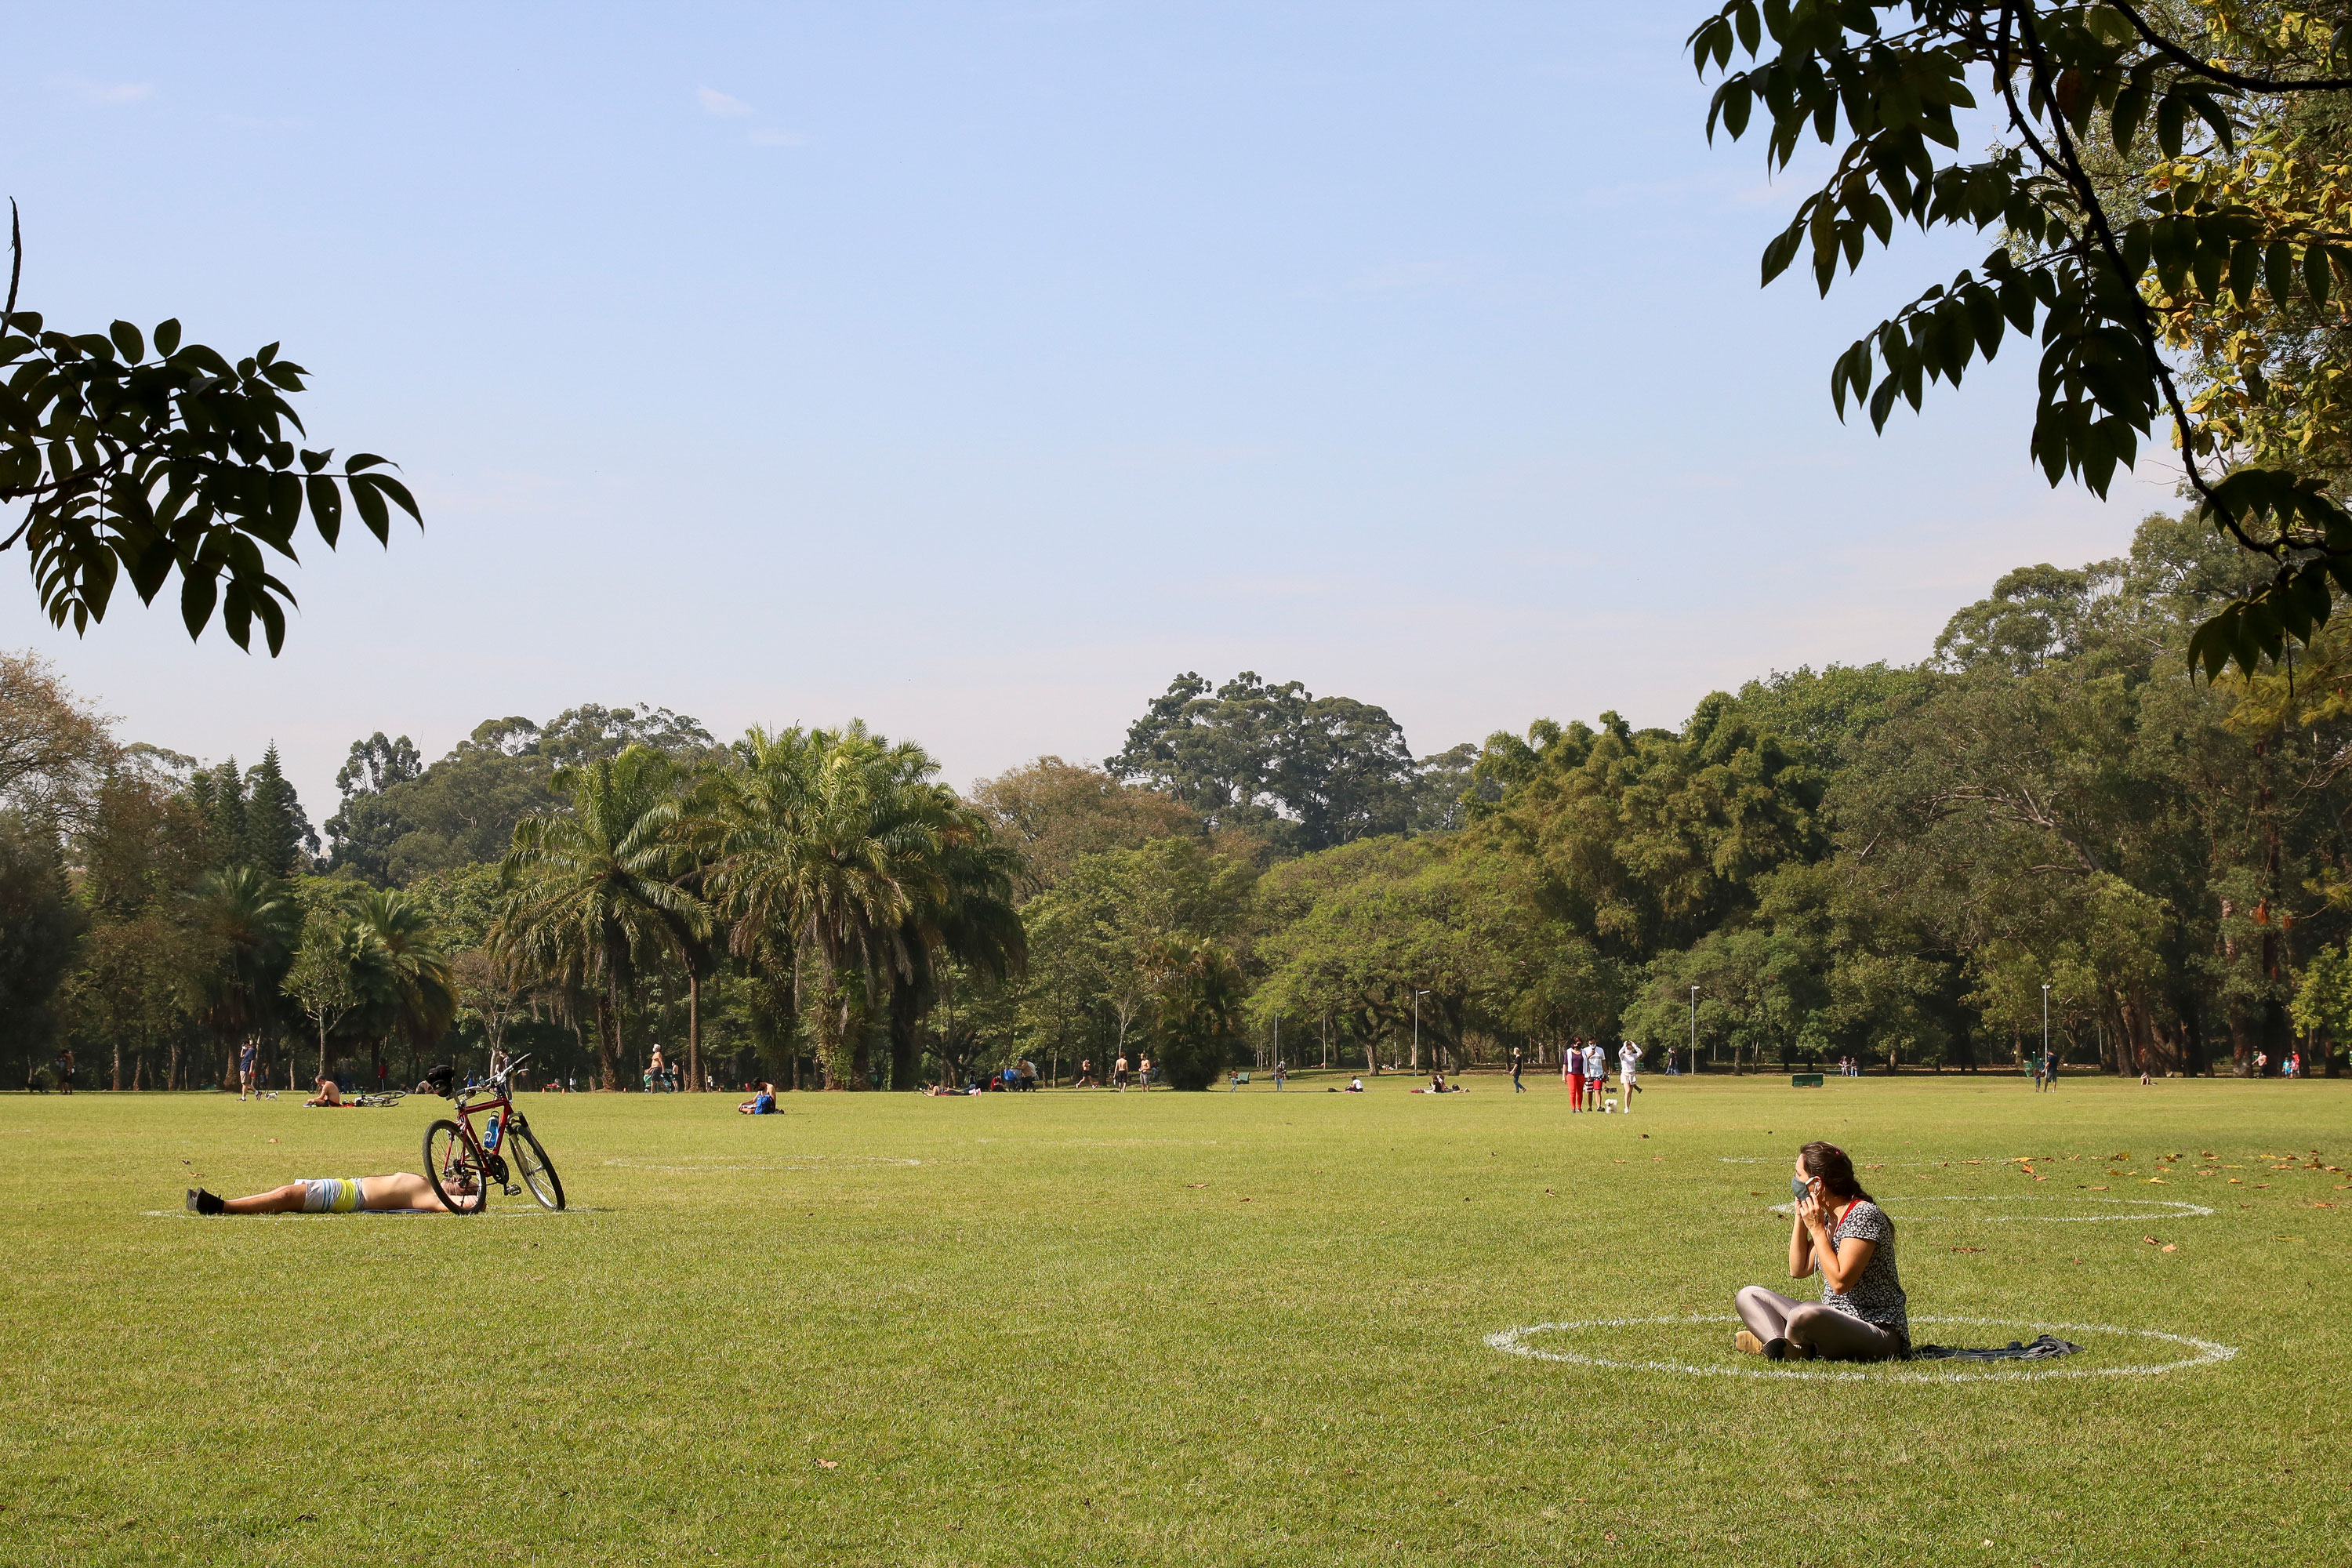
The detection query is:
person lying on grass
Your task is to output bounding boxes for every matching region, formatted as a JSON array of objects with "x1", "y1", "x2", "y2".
[
  {"x1": 1733, "y1": 1140, "x2": 1910, "y2": 1363},
  {"x1": 184, "y1": 1171, "x2": 473, "y2": 1215}
]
